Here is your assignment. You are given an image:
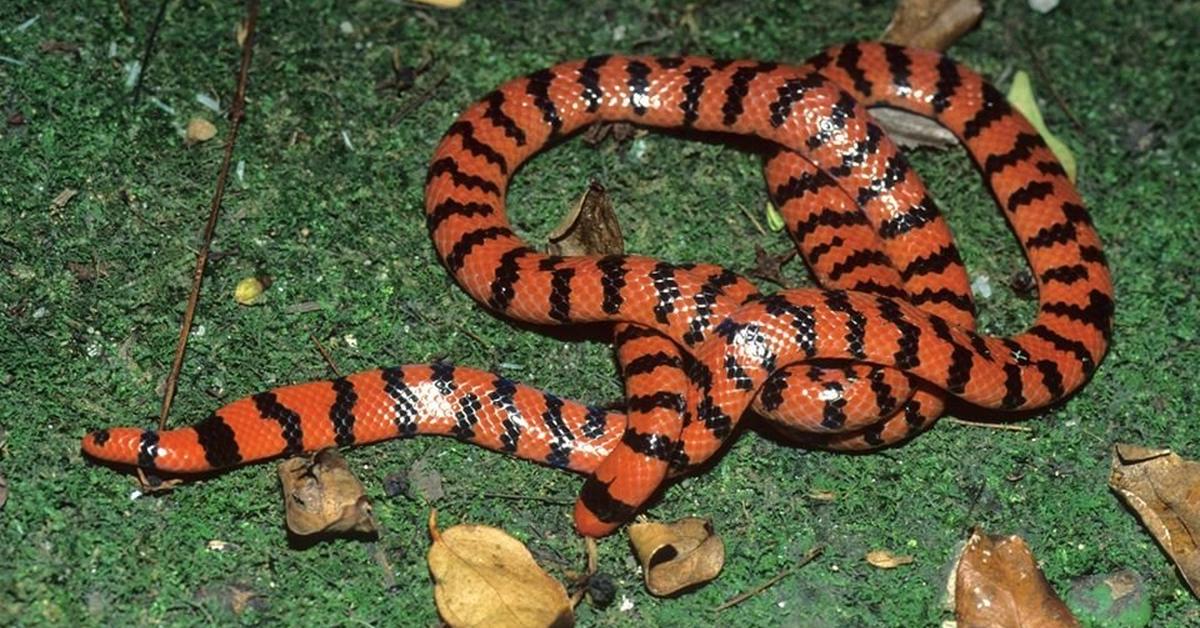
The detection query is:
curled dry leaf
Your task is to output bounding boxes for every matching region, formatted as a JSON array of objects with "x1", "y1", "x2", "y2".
[
  {"x1": 0, "y1": 472, "x2": 7, "y2": 510},
  {"x1": 955, "y1": 528, "x2": 1079, "y2": 628},
  {"x1": 627, "y1": 517, "x2": 724, "y2": 596},
  {"x1": 547, "y1": 181, "x2": 624, "y2": 257},
  {"x1": 866, "y1": 549, "x2": 915, "y2": 569},
  {"x1": 1109, "y1": 443, "x2": 1200, "y2": 598},
  {"x1": 277, "y1": 449, "x2": 378, "y2": 536},
  {"x1": 186, "y1": 117, "x2": 217, "y2": 144},
  {"x1": 881, "y1": 0, "x2": 984, "y2": 52},
  {"x1": 427, "y1": 511, "x2": 574, "y2": 628}
]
